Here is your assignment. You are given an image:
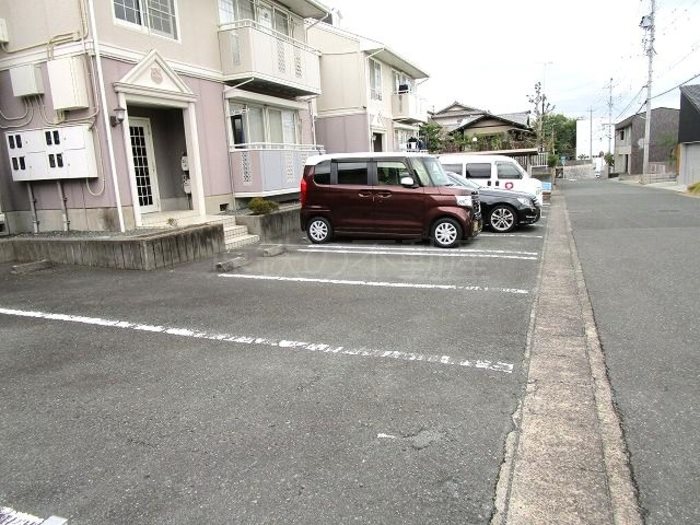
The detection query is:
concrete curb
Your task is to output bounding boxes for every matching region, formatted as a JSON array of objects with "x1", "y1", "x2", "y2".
[
  {"x1": 491, "y1": 191, "x2": 642, "y2": 524},
  {"x1": 564, "y1": 202, "x2": 643, "y2": 525}
]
